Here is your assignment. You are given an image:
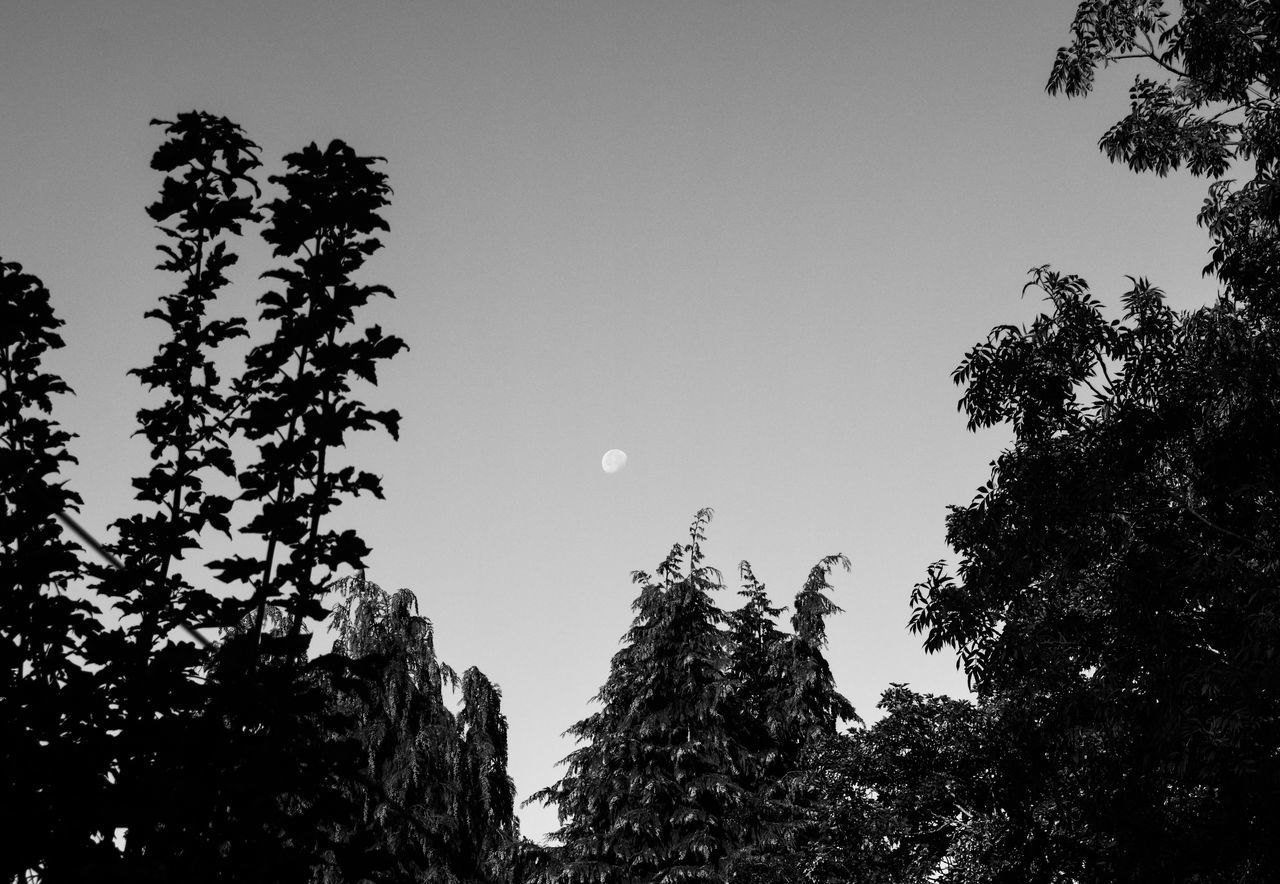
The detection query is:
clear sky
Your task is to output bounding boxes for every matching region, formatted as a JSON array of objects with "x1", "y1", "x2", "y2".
[{"x1": 2, "y1": 0, "x2": 1219, "y2": 841}]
